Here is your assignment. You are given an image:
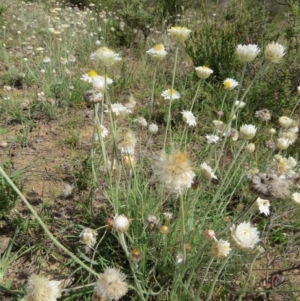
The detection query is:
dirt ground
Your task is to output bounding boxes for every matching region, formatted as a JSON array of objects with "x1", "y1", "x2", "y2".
[{"x1": 1, "y1": 89, "x2": 300, "y2": 300}]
